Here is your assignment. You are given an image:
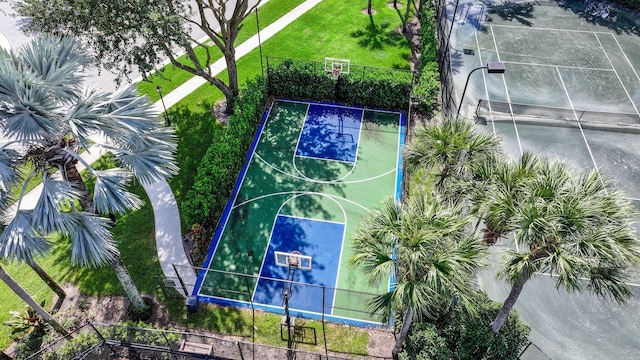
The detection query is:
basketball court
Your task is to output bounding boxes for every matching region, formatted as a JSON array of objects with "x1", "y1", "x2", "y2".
[
  {"x1": 192, "y1": 99, "x2": 405, "y2": 326},
  {"x1": 447, "y1": 0, "x2": 640, "y2": 358}
]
